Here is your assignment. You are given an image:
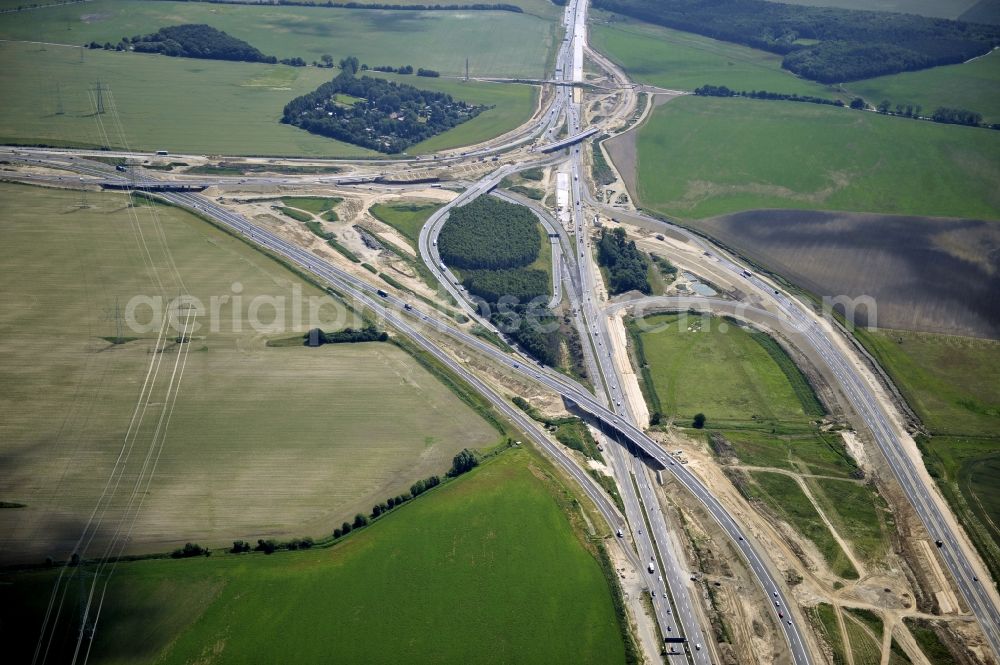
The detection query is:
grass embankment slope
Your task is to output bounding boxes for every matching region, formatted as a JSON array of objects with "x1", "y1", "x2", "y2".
[
  {"x1": 0, "y1": 449, "x2": 628, "y2": 664},
  {"x1": 0, "y1": 42, "x2": 536, "y2": 156},
  {"x1": 632, "y1": 96, "x2": 1000, "y2": 221},
  {"x1": 631, "y1": 313, "x2": 888, "y2": 577},
  {"x1": 0, "y1": 0, "x2": 555, "y2": 78},
  {"x1": 861, "y1": 328, "x2": 1000, "y2": 582},
  {"x1": 0, "y1": 182, "x2": 498, "y2": 563}
]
